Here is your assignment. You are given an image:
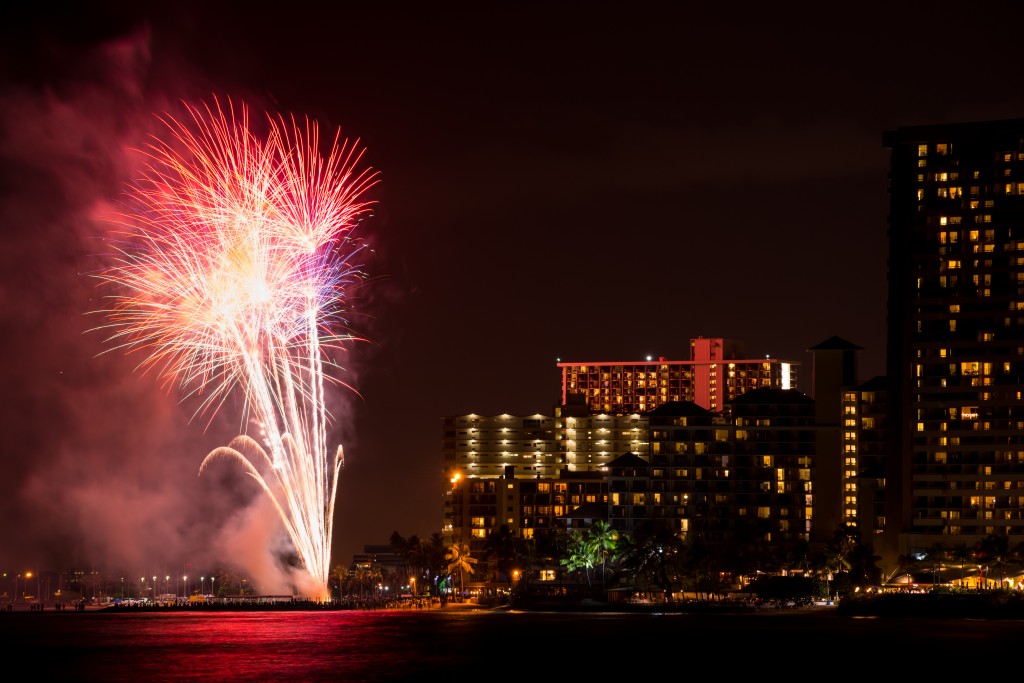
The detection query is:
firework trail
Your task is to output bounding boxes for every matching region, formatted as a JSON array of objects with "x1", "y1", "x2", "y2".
[{"x1": 95, "y1": 96, "x2": 379, "y2": 597}]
